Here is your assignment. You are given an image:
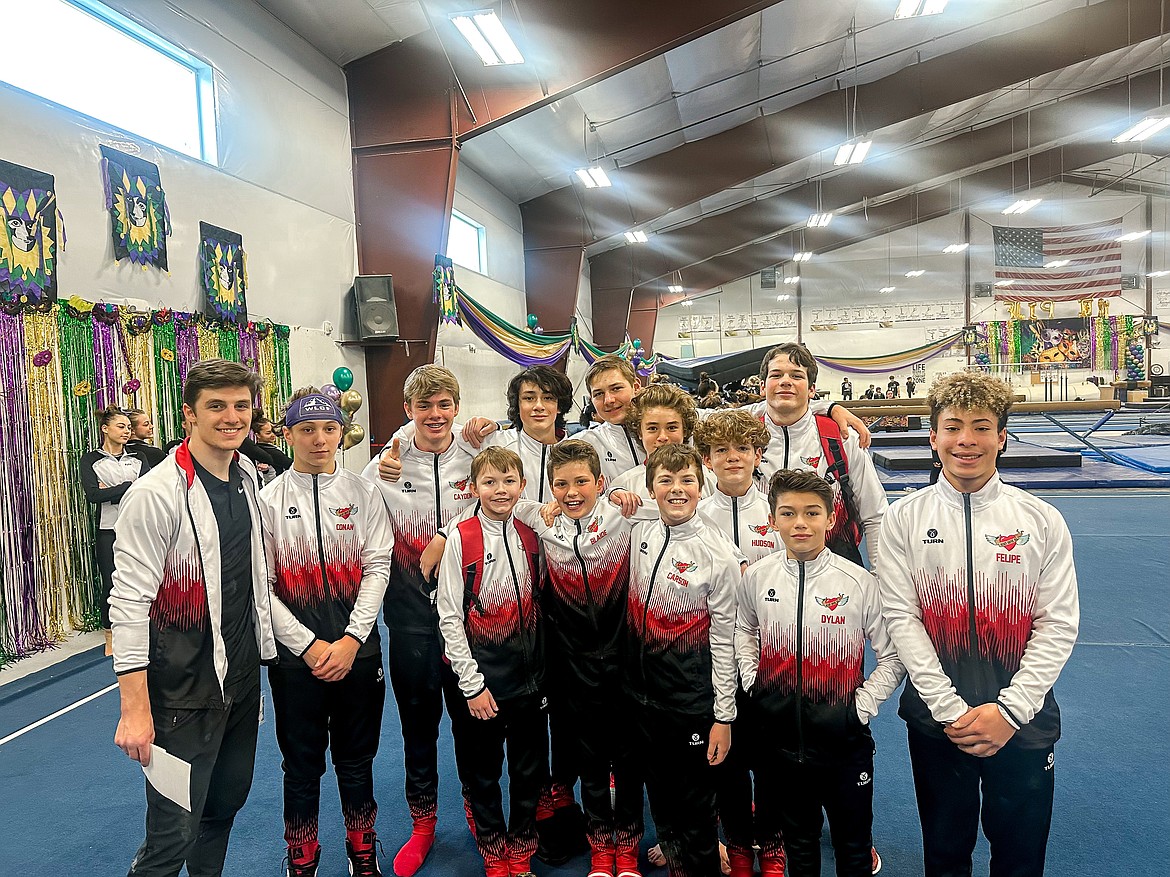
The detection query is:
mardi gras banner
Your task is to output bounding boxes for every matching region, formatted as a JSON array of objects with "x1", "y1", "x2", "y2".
[
  {"x1": 199, "y1": 222, "x2": 248, "y2": 323},
  {"x1": 0, "y1": 158, "x2": 62, "y2": 313},
  {"x1": 100, "y1": 146, "x2": 171, "y2": 269}
]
